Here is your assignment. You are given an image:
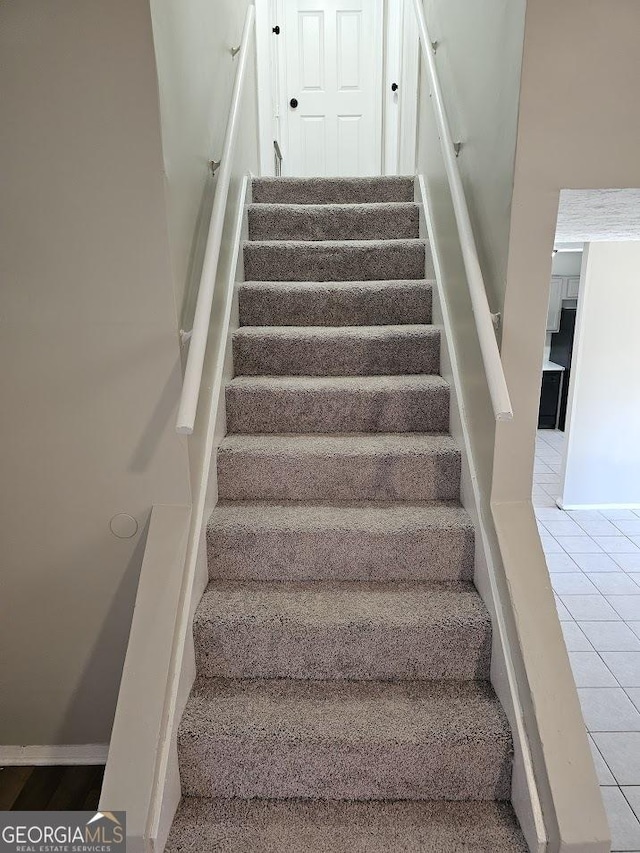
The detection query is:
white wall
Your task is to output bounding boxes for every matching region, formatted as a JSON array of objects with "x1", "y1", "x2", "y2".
[
  {"x1": 150, "y1": 0, "x2": 254, "y2": 324},
  {"x1": 0, "y1": 0, "x2": 191, "y2": 746},
  {"x1": 552, "y1": 252, "x2": 583, "y2": 278},
  {"x1": 561, "y1": 242, "x2": 640, "y2": 508}
]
